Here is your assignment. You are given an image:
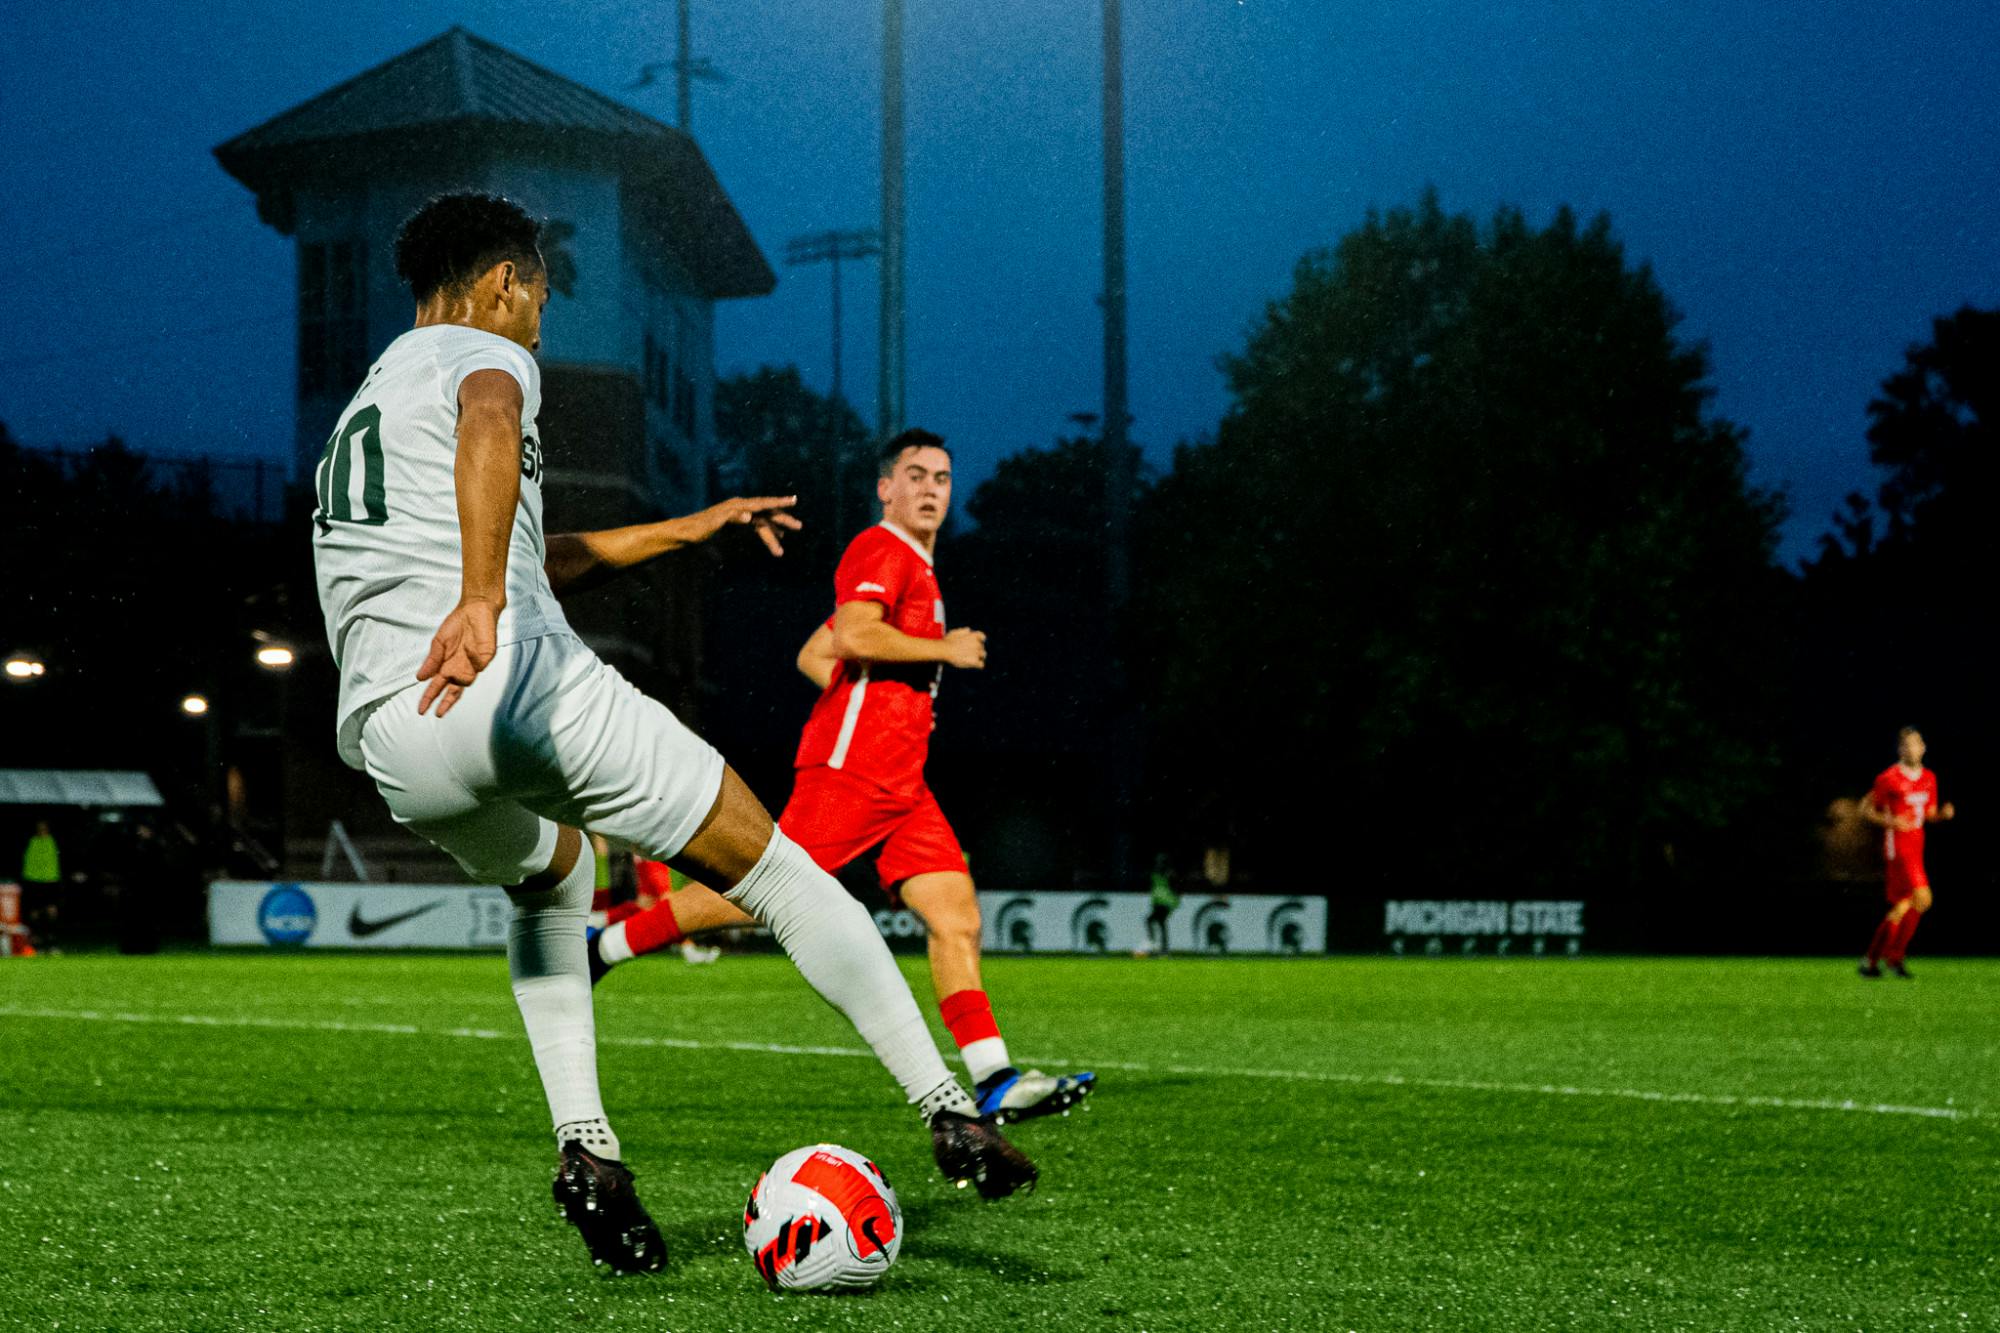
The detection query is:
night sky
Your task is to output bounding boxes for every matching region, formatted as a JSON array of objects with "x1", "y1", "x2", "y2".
[{"x1": 3, "y1": 1, "x2": 1994, "y2": 564}]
